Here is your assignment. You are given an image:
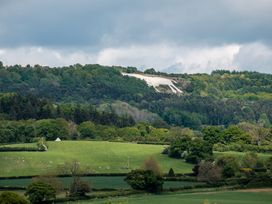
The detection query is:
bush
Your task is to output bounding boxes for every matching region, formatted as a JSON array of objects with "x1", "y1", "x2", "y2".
[
  {"x1": 25, "y1": 181, "x2": 56, "y2": 204},
  {"x1": 125, "y1": 169, "x2": 163, "y2": 193},
  {"x1": 0, "y1": 191, "x2": 29, "y2": 204},
  {"x1": 168, "y1": 168, "x2": 175, "y2": 177}
]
